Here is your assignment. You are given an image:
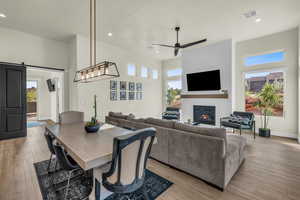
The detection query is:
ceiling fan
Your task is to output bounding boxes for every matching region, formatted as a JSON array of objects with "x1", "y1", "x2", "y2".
[{"x1": 153, "y1": 27, "x2": 207, "y2": 56}]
